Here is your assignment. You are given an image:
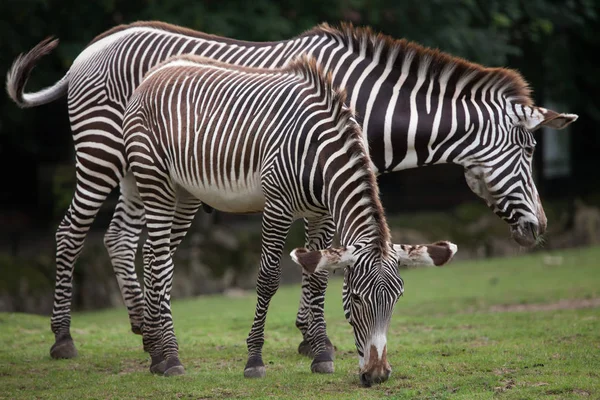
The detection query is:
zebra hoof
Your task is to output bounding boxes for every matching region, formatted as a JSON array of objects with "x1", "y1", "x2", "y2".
[
  {"x1": 50, "y1": 337, "x2": 78, "y2": 359},
  {"x1": 164, "y1": 365, "x2": 186, "y2": 377},
  {"x1": 244, "y1": 366, "x2": 266, "y2": 378},
  {"x1": 297, "y1": 338, "x2": 336, "y2": 358},
  {"x1": 311, "y1": 361, "x2": 334, "y2": 374},
  {"x1": 131, "y1": 325, "x2": 143, "y2": 335},
  {"x1": 298, "y1": 339, "x2": 312, "y2": 357},
  {"x1": 150, "y1": 360, "x2": 167, "y2": 375}
]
